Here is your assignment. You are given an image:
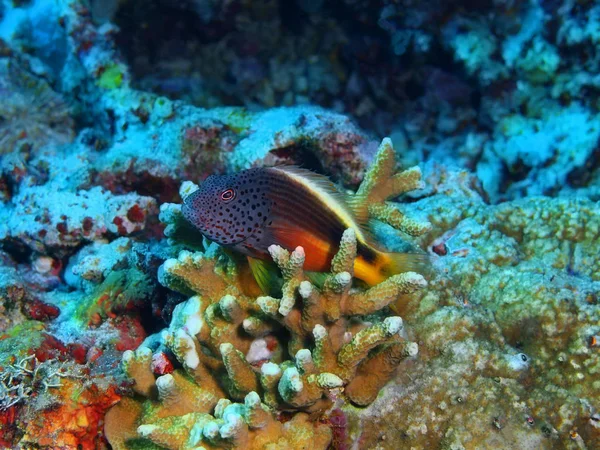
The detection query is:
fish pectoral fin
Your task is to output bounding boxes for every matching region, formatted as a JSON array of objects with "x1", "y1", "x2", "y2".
[
  {"x1": 247, "y1": 256, "x2": 283, "y2": 297},
  {"x1": 304, "y1": 271, "x2": 329, "y2": 289}
]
